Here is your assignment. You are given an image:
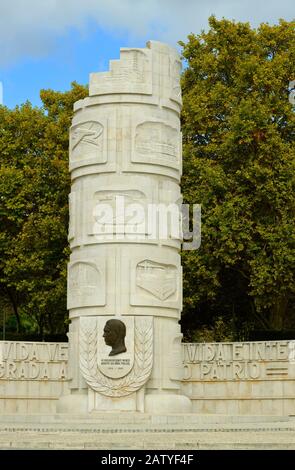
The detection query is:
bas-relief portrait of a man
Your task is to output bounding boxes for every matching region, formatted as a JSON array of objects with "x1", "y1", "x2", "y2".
[{"x1": 103, "y1": 319, "x2": 127, "y2": 357}]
